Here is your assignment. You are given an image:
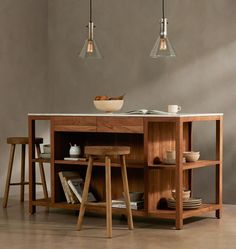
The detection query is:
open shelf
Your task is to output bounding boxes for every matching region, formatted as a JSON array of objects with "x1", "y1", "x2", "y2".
[
  {"x1": 148, "y1": 204, "x2": 220, "y2": 219},
  {"x1": 32, "y1": 198, "x2": 147, "y2": 216},
  {"x1": 149, "y1": 160, "x2": 220, "y2": 170},
  {"x1": 54, "y1": 159, "x2": 145, "y2": 168},
  {"x1": 32, "y1": 198, "x2": 219, "y2": 220}
]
